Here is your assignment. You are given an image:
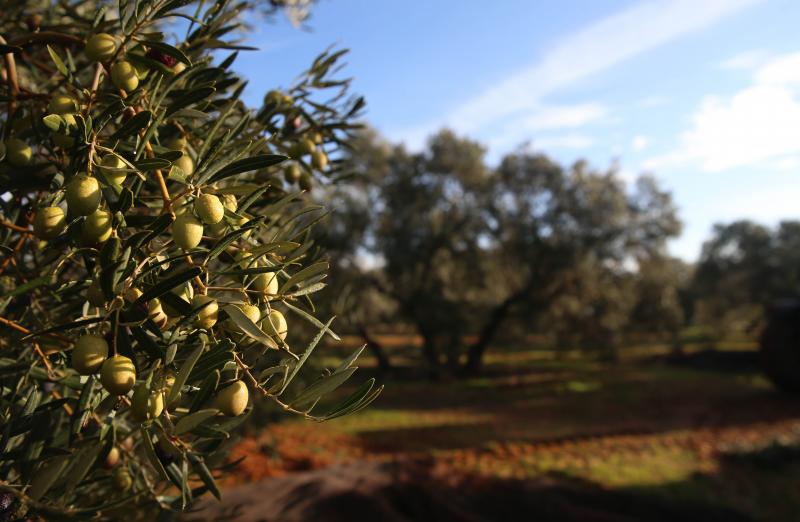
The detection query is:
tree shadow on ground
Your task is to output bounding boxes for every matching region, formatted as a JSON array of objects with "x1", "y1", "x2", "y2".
[
  {"x1": 617, "y1": 438, "x2": 800, "y2": 522},
  {"x1": 189, "y1": 458, "x2": 761, "y2": 522}
]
